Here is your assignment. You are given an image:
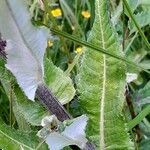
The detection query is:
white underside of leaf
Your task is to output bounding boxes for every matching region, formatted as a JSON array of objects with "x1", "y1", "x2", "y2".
[
  {"x1": 126, "y1": 73, "x2": 138, "y2": 83},
  {"x1": 45, "y1": 115, "x2": 88, "y2": 150},
  {"x1": 0, "y1": 0, "x2": 49, "y2": 100},
  {"x1": 5, "y1": 40, "x2": 43, "y2": 100}
]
